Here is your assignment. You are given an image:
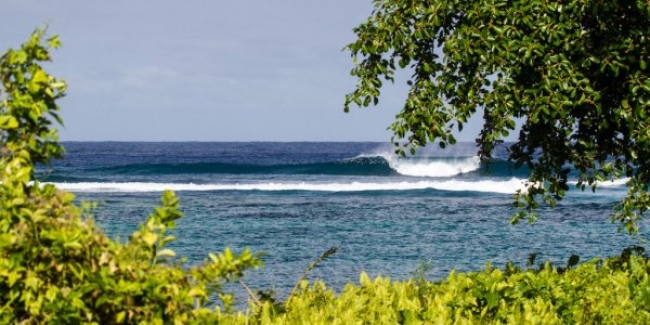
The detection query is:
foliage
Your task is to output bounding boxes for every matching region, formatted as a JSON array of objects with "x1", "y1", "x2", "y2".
[
  {"x1": 0, "y1": 29, "x2": 262, "y2": 324},
  {"x1": 343, "y1": 0, "x2": 650, "y2": 232},
  {"x1": 255, "y1": 250, "x2": 650, "y2": 324},
  {"x1": 7, "y1": 25, "x2": 650, "y2": 325}
]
